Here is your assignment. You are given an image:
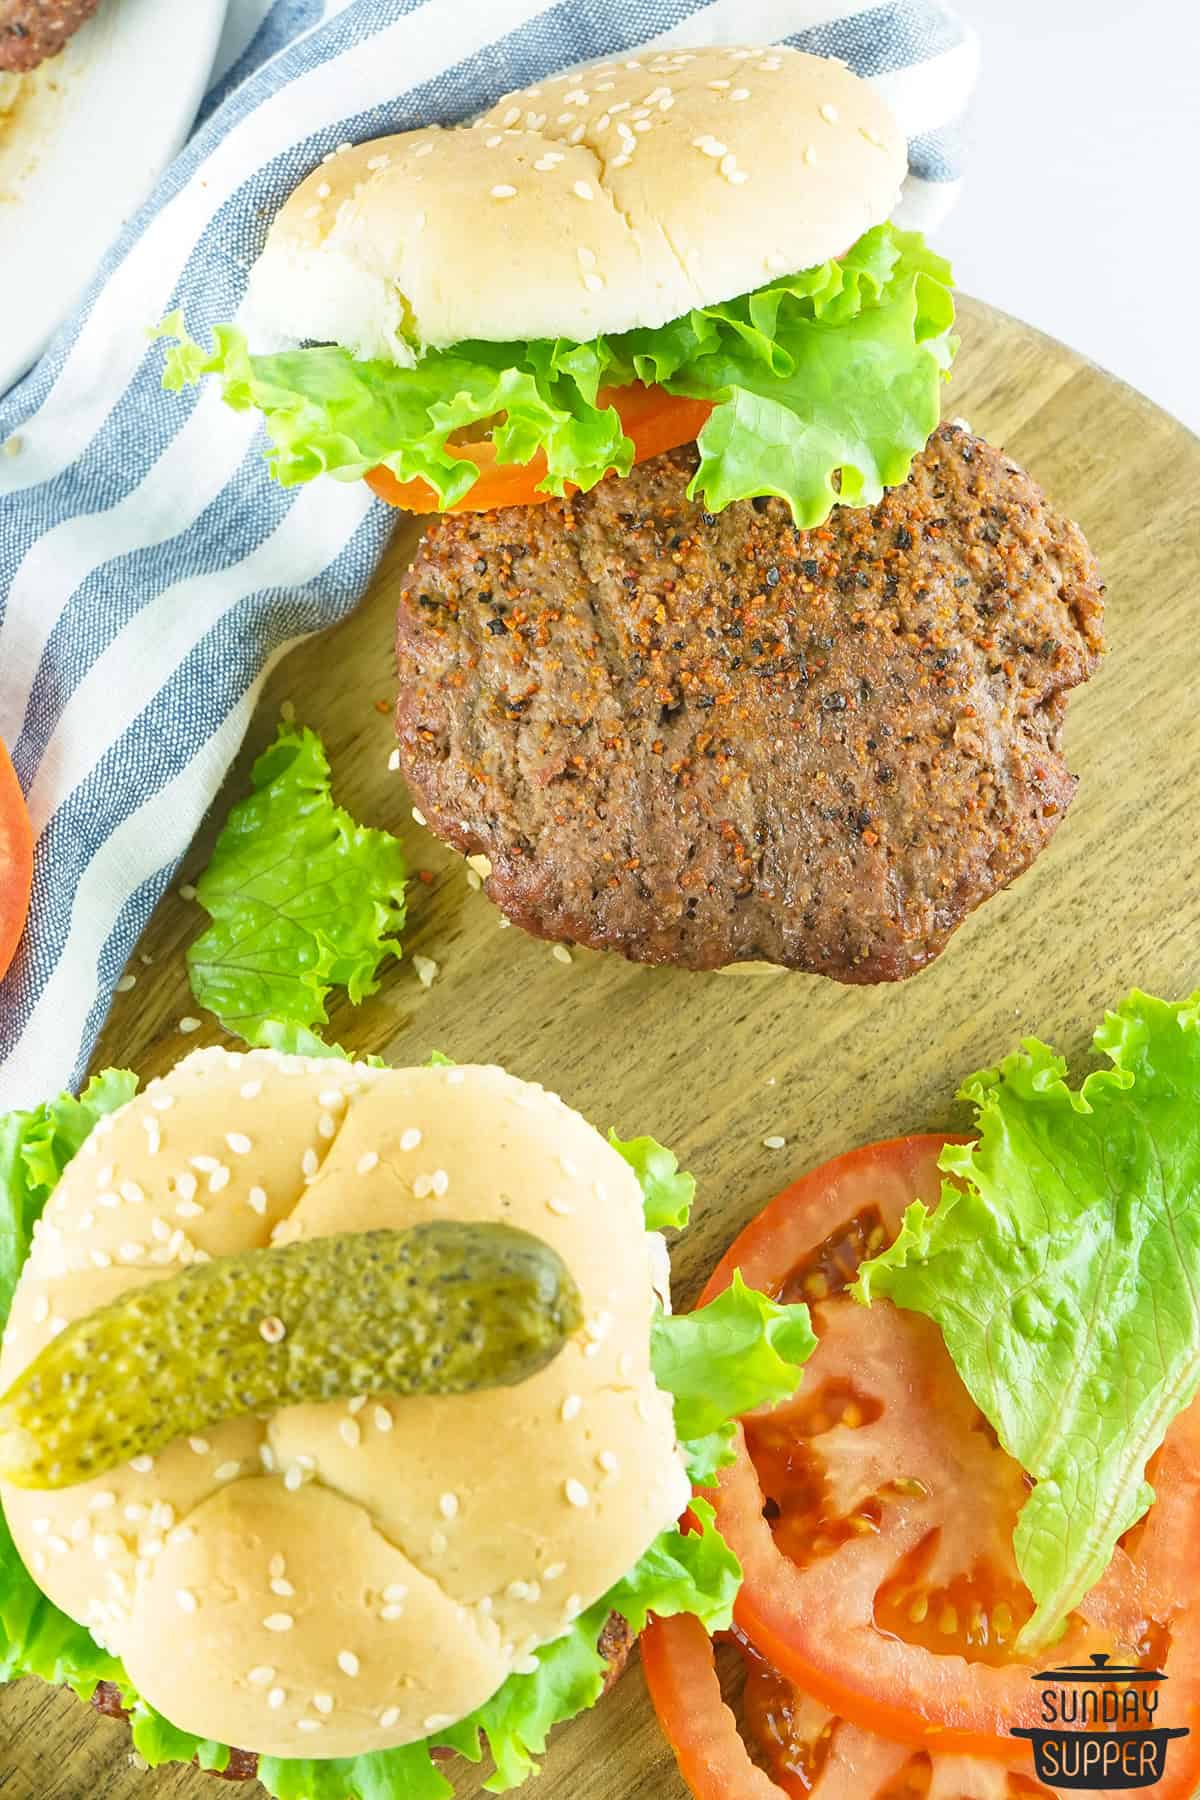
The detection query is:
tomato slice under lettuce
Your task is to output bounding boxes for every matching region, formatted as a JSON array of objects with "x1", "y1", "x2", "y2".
[
  {"x1": 686, "y1": 1136, "x2": 1200, "y2": 1787},
  {"x1": 364, "y1": 385, "x2": 712, "y2": 513}
]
